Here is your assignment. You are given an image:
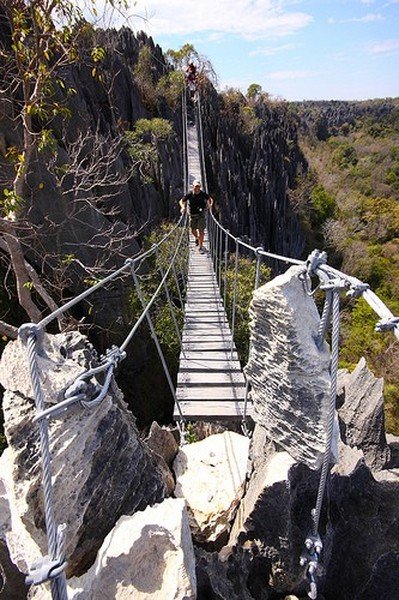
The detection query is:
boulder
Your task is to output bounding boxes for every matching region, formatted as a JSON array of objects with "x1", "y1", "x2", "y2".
[
  {"x1": 227, "y1": 424, "x2": 320, "y2": 595},
  {"x1": 31, "y1": 498, "x2": 196, "y2": 599},
  {"x1": 0, "y1": 332, "x2": 167, "y2": 578},
  {"x1": 338, "y1": 357, "x2": 390, "y2": 470},
  {"x1": 245, "y1": 265, "x2": 334, "y2": 470},
  {"x1": 173, "y1": 431, "x2": 250, "y2": 543},
  {"x1": 323, "y1": 460, "x2": 399, "y2": 599},
  {"x1": 145, "y1": 422, "x2": 178, "y2": 495}
]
